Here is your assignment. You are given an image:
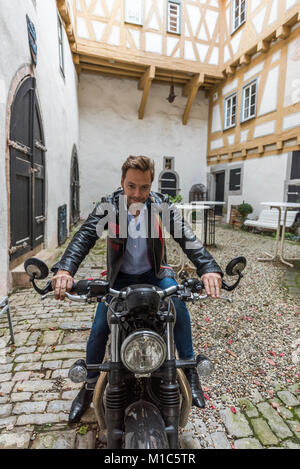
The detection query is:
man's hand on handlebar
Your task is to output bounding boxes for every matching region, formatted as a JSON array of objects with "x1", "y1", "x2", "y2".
[
  {"x1": 51, "y1": 270, "x2": 74, "y2": 300},
  {"x1": 201, "y1": 272, "x2": 222, "y2": 299}
]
